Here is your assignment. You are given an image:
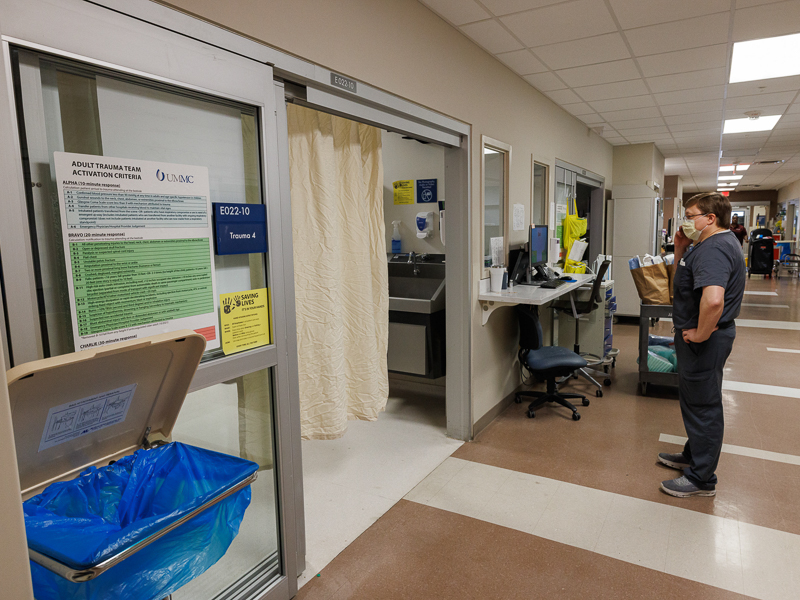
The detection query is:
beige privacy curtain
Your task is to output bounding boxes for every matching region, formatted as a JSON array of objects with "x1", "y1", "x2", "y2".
[{"x1": 287, "y1": 104, "x2": 388, "y2": 440}]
